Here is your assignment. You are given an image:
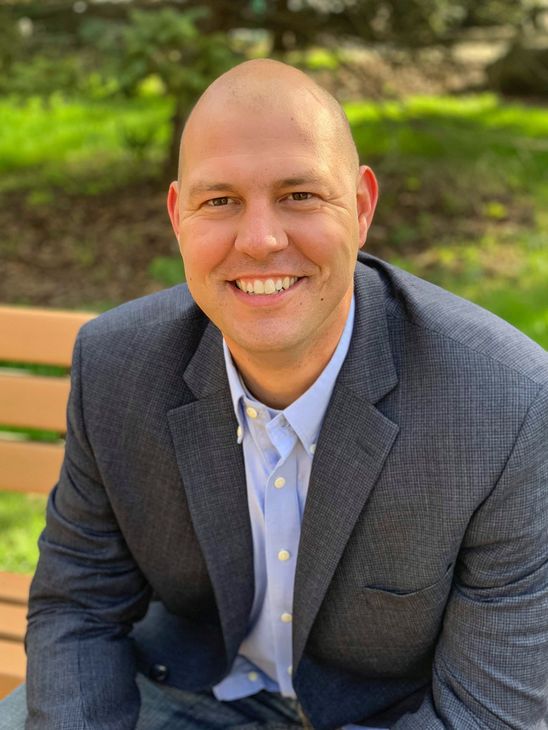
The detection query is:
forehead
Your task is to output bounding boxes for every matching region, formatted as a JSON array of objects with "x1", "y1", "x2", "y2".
[{"x1": 181, "y1": 100, "x2": 336, "y2": 181}]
